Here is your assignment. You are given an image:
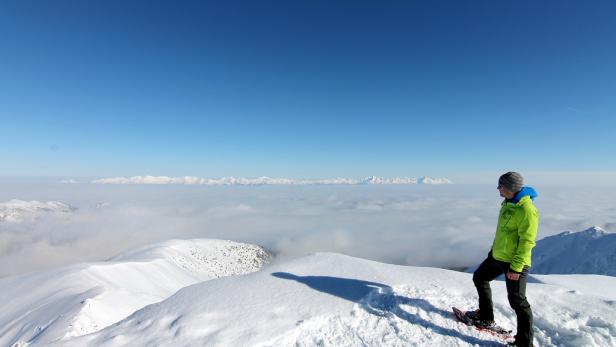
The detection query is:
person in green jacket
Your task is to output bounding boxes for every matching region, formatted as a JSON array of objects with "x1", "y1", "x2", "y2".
[{"x1": 467, "y1": 171, "x2": 539, "y2": 347}]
